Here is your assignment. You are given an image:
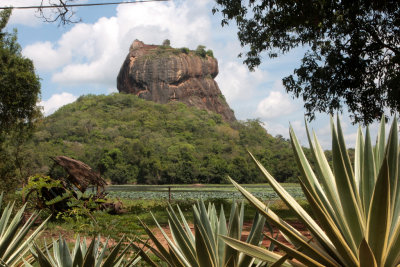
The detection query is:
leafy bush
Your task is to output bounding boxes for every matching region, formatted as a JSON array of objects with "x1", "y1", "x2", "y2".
[
  {"x1": 194, "y1": 46, "x2": 213, "y2": 58},
  {"x1": 180, "y1": 47, "x2": 190, "y2": 54},
  {"x1": 195, "y1": 45, "x2": 207, "y2": 58},
  {"x1": 23, "y1": 174, "x2": 71, "y2": 212},
  {"x1": 224, "y1": 116, "x2": 400, "y2": 266},
  {"x1": 23, "y1": 174, "x2": 115, "y2": 224},
  {"x1": 162, "y1": 39, "x2": 170, "y2": 47}
]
